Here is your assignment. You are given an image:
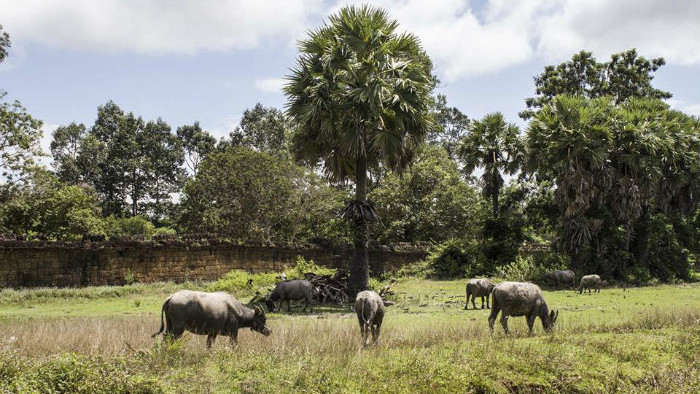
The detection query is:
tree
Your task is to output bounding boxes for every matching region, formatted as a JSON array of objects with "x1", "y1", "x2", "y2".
[
  {"x1": 285, "y1": 5, "x2": 435, "y2": 290},
  {"x1": 521, "y1": 49, "x2": 671, "y2": 119},
  {"x1": 226, "y1": 103, "x2": 293, "y2": 154},
  {"x1": 369, "y1": 145, "x2": 481, "y2": 244},
  {"x1": 50, "y1": 122, "x2": 87, "y2": 185},
  {"x1": 0, "y1": 24, "x2": 9, "y2": 63},
  {"x1": 0, "y1": 92, "x2": 44, "y2": 185},
  {"x1": 459, "y1": 113, "x2": 523, "y2": 217},
  {"x1": 427, "y1": 94, "x2": 469, "y2": 160},
  {"x1": 74, "y1": 102, "x2": 185, "y2": 218},
  {"x1": 179, "y1": 146, "x2": 337, "y2": 242},
  {"x1": 176, "y1": 122, "x2": 216, "y2": 174}
]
